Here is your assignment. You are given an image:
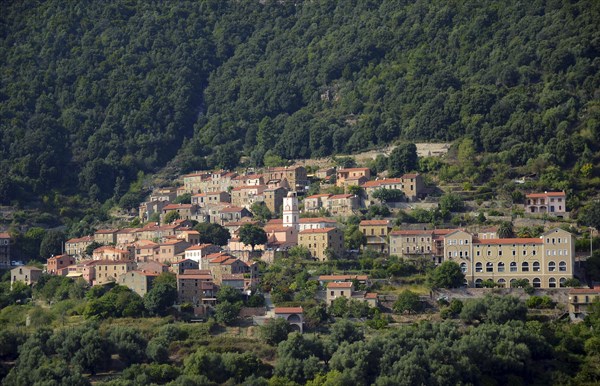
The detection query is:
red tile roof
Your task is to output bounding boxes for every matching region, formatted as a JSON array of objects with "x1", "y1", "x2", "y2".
[
  {"x1": 338, "y1": 168, "x2": 370, "y2": 172},
  {"x1": 526, "y1": 191, "x2": 565, "y2": 198},
  {"x1": 300, "y1": 227, "x2": 338, "y2": 234},
  {"x1": 359, "y1": 220, "x2": 390, "y2": 226},
  {"x1": 274, "y1": 307, "x2": 304, "y2": 314},
  {"x1": 327, "y1": 282, "x2": 353, "y2": 288},
  {"x1": 473, "y1": 238, "x2": 543, "y2": 245},
  {"x1": 329, "y1": 194, "x2": 354, "y2": 199},
  {"x1": 66, "y1": 235, "x2": 93, "y2": 243},
  {"x1": 305, "y1": 194, "x2": 331, "y2": 199},
  {"x1": 365, "y1": 293, "x2": 378, "y2": 299},
  {"x1": 569, "y1": 287, "x2": 600, "y2": 294},
  {"x1": 299, "y1": 217, "x2": 337, "y2": 223},
  {"x1": 163, "y1": 204, "x2": 193, "y2": 210},
  {"x1": 186, "y1": 244, "x2": 218, "y2": 251}
]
